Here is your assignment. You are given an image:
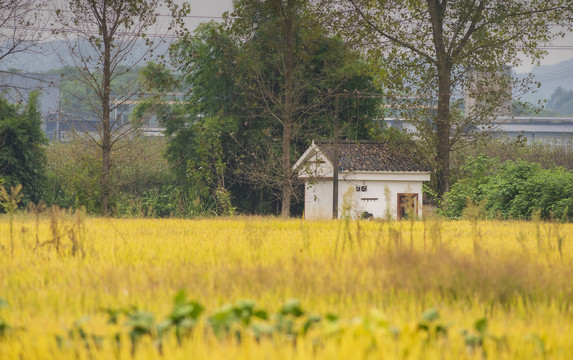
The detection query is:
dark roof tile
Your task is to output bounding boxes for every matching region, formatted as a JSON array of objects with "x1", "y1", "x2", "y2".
[{"x1": 315, "y1": 140, "x2": 430, "y2": 172}]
